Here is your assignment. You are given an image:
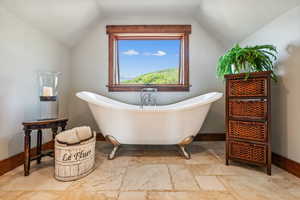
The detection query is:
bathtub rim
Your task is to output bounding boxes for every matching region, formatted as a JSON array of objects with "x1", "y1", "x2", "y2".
[{"x1": 76, "y1": 91, "x2": 223, "y2": 112}]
